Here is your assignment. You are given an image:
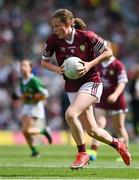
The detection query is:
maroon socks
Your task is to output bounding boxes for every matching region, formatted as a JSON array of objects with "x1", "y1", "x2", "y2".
[{"x1": 77, "y1": 143, "x2": 86, "y2": 152}]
